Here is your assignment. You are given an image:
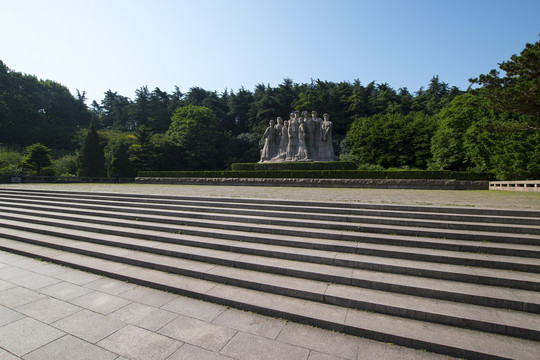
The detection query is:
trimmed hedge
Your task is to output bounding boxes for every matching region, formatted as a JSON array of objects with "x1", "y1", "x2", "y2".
[
  {"x1": 138, "y1": 170, "x2": 493, "y2": 180},
  {"x1": 231, "y1": 161, "x2": 357, "y2": 171}
]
